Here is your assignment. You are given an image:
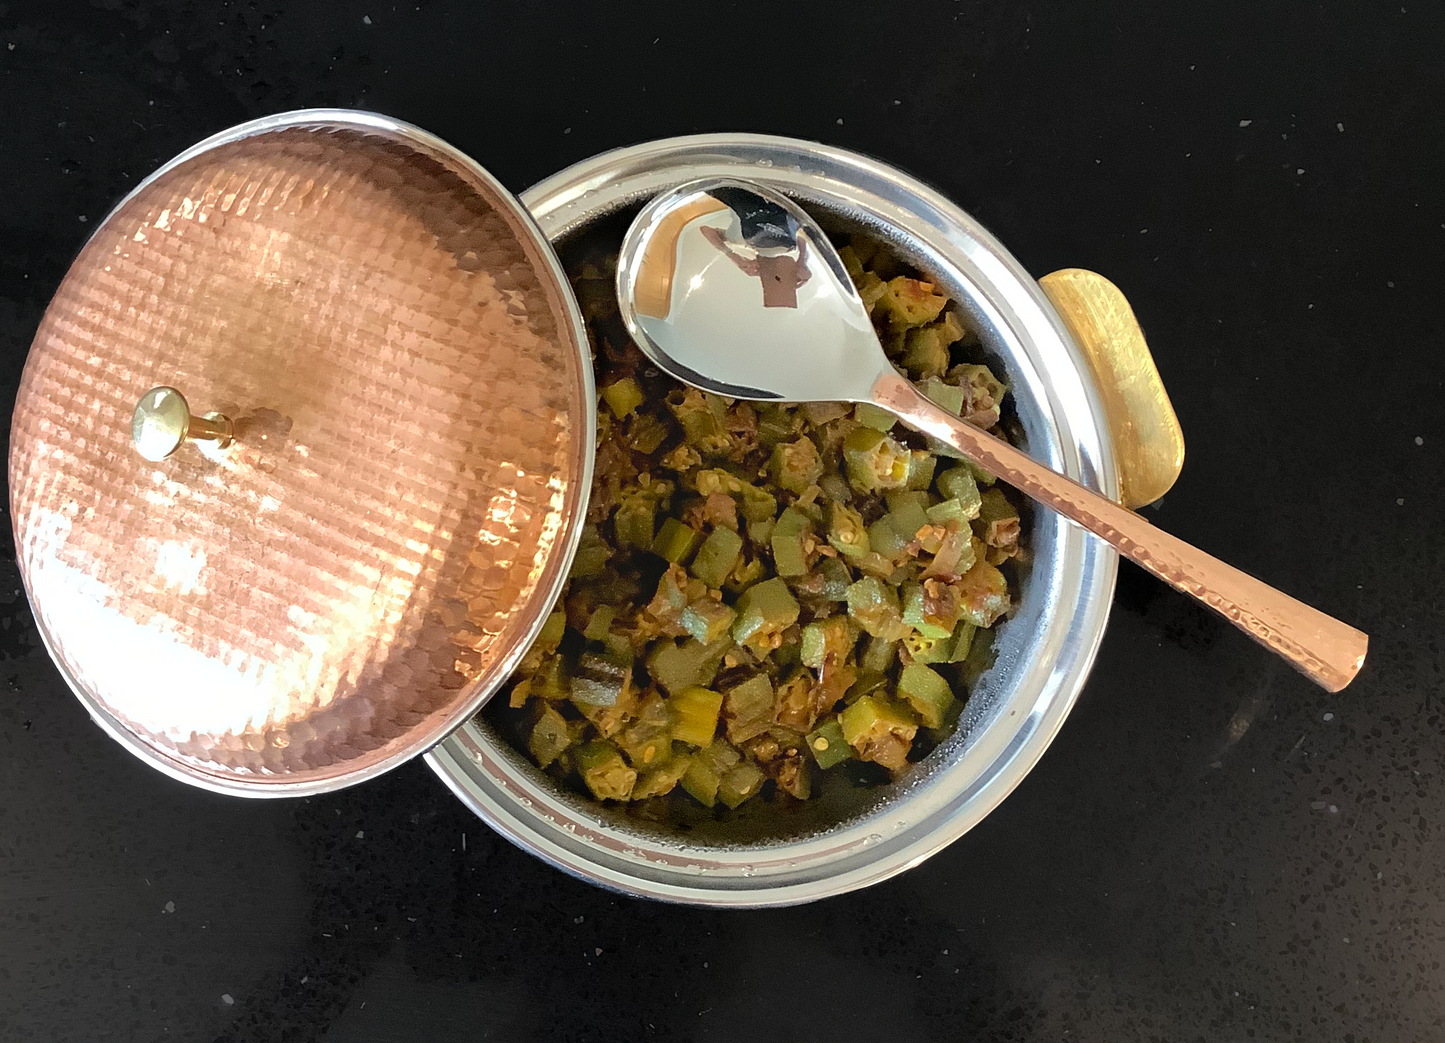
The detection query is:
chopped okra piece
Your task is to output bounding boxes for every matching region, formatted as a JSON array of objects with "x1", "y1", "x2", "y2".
[
  {"x1": 839, "y1": 694, "x2": 919, "y2": 772},
  {"x1": 575, "y1": 692, "x2": 637, "y2": 741},
  {"x1": 859, "y1": 634, "x2": 900, "y2": 674},
  {"x1": 723, "y1": 674, "x2": 775, "y2": 744},
  {"x1": 936, "y1": 465, "x2": 984, "y2": 512},
  {"x1": 632, "y1": 754, "x2": 693, "y2": 800},
  {"x1": 903, "y1": 324, "x2": 950, "y2": 379},
  {"x1": 814, "y1": 557, "x2": 855, "y2": 600},
  {"x1": 916, "y1": 522, "x2": 946, "y2": 556},
  {"x1": 950, "y1": 363, "x2": 1008, "y2": 429},
  {"x1": 717, "y1": 761, "x2": 767, "y2": 809},
  {"x1": 569, "y1": 524, "x2": 609, "y2": 578},
  {"x1": 945, "y1": 621, "x2": 977, "y2": 663},
  {"x1": 570, "y1": 646, "x2": 634, "y2": 707},
  {"x1": 936, "y1": 310, "x2": 966, "y2": 344},
  {"x1": 901, "y1": 581, "x2": 953, "y2": 640},
  {"x1": 845, "y1": 670, "x2": 890, "y2": 706},
  {"x1": 965, "y1": 459, "x2": 998, "y2": 486},
  {"x1": 769, "y1": 437, "x2": 824, "y2": 494},
  {"x1": 601, "y1": 376, "x2": 645, "y2": 418},
  {"x1": 646, "y1": 637, "x2": 733, "y2": 694},
  {"x1": 529, "y1": 706, "x2": 580, "y2": 768},
  {"x1": 770, "y1": 507, "x2": 814, "y2": 578},
  {"x1": 802, "y1": 401, "x2": 851, "y2": 425},
  {"x1": 902, "y1": 628, "x2": 949, "y2": 664},
  {"x1": 819, "y1": 472, "x2": 853, "y2": 504},
  {"x1": 885, "y1": 501, "x2": 929, "y2": 548},
  {"x1": 668, "y1": 387, "x2": 732, "y2": 454},
  {"x1": 806, "y1": 718, "x2": 852, "y2": 770},
  {"x1": 923, "y1": 523, "x2": 976, "y2": 579},
  {"x1": 681, "y1": 740, "x2": 742, "y2": 806},
  {"x1": 843, "y1": 427, "x2": 909, "y2": 492},
  {"x1": 927, "y1": 495, "x2": 980, "y2": 527},
  {"x1": 898, "y1": 662, "x2": 955, "y2": 728},
  {"x1": 826, "y1": 501, "x2": 870, "y2": 559},
  {"x1": 774, "y1": 672, "x2": 821, "y2": 732},
  {"x1": 575, "y1": 741, "x2": 637, "y2": 801},
  {"x1": 905, "y1": 577, "x2": 965, "y2": 636},
  {"x1": 770, "y1": 635, "x2": 803, "y2": 674},
  {"x1": 731, "y1": 577, "x2": 800, "y2": 647},
  {"x1": 800, "y1": 616, "x2": 857, "y2": 672},
  {"x1": 614, "y1": 493, "x2": 657, "y2": 550},
  {"x1": 670, "y1": 686, "x2": 724, "y2": 747},
  {"x1": 905, "y1": 450, "x2": 938, "y2": 491},
  {"x1": 867, "y1": 515, "x2": 911, "y2": 561},
  {"x1": 533, "y1": 655, "x2": 571, "y2": 701},
  {"x1": 680, "y1": 598, "x2": 736, "y2": 644},
  {"x1": 955, "y1": 558, "x2": 1011, "y2": 627},
  {"x1": 652, "y1": 517, "x2": 703, "y2": 564},
  {"x1": 680, "y1": 757, "x2": 721, "y2": 806},
  {"x1": 518, "y1": 609, "x2": 567, "y2": 674},
  {"x1": 723, "y1": 554, "x2": 766, "y2": 595},
  {"x1": 508, "y1": 677, "x2": 534, "y2": 709},
  {"x1": 853, "y1": 402, "x2": 897, "y2": 432},
  {"x1": 627, "y1": 412, "x2": 671, "y2": 454},
  {"x1": 616, "y1": 693, "x2": 675, "y2": 769},
  {"x1": 696, "y1": 468, "x2": 777, "y2": 523},
  {"x1": 756, "y1": 405, "x2": 800, "y2": 448},
  {"x1": 748, "y1": 515, "x2": 776, "y2": 548},
  {"x1": 856, "y1": 270, "x2": 888, "y2": 310},
  {"x1": 774, "y1": 754, "x2": 813, "y2": 799},
  {"x1": 920, "y1": 376, "x2": 965, "y2": 415},
  {"x1": 851, "y1": 550, "x2": 897, "y2": 579},
  {"x1": 691, "y1": 526, "x2": 744, "y2": 589},
  {"x1": 737, "y1": 483, "x2": 779, "y2": 524},
  {"x1": 876, "y1": 276, "x2": 949, "y2": 327},
  {"x1": 977, "y1": 488, "x2": 1021, "y2": 551},
  {"x1": 837, "y1": 243, "x2": 865, "y2": 281},
  {"x1": 846, "y1": 576, "x2": 909, "y2": 640},
  {"x1": 583, "y1": 604, "x2": 616, "y2": 642},
  {"x1": 647, "y1": 563, "x2": 698, "y2": 628}
]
